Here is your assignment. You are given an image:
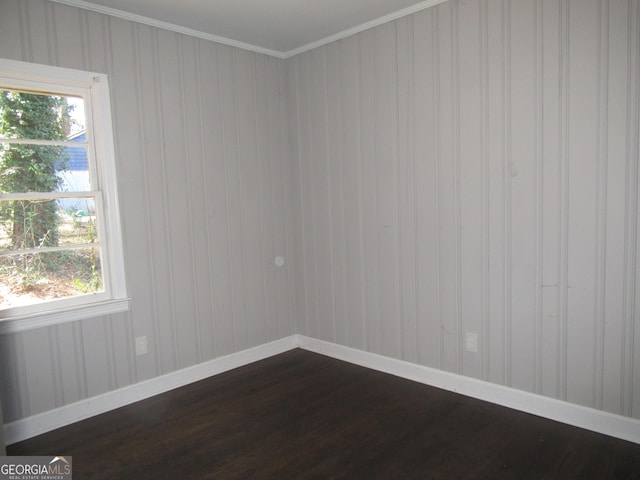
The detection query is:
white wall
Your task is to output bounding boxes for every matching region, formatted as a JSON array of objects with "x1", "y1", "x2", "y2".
[
  {"x1": 287, "y1": 0, "x2": 640, "y2": 419},
  {"x1": 0, "y1": 0, "x2": 295, "y2": 423},
  {"x1": 1, "y1": 0, "x2": 639, "y2": 430}
]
